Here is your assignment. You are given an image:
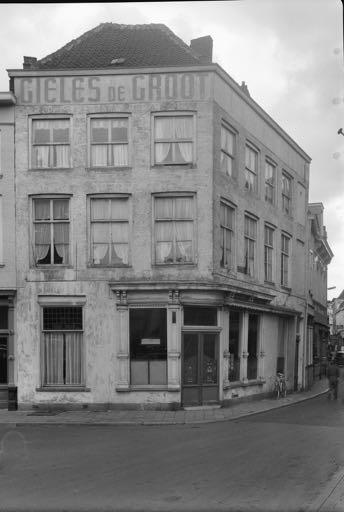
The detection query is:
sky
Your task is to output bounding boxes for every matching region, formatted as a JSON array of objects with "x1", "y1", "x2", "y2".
[{"x1": 0, "y1": 0, "x2": 343, "y2": 299}]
